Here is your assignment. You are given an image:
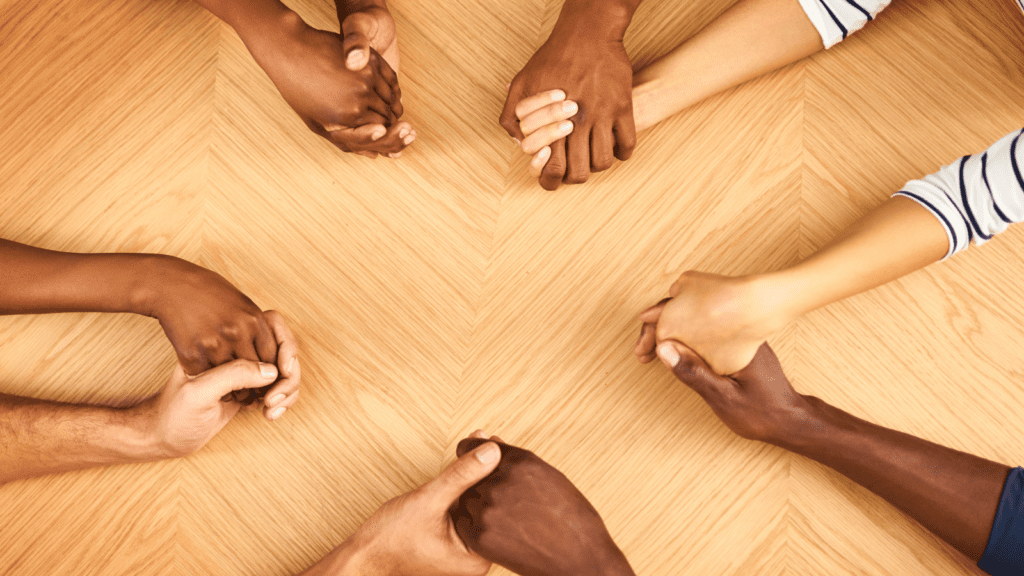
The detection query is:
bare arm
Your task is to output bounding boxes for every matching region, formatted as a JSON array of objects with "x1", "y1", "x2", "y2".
[
  {"x1": 657, "y1": 341, "x2": 1008, "y2": 561},
  {"x1": 0, "y1": 360, "x2": 281, "y2": 485},
  {"x1": 0, "y1": 393, "x2": 159, "y2": 484},
  {"x1": 189, "y1": 0, "x2": 410, "y2": 157},
  {"x1": 515, "y1": 0, "x2": 825, "y2": 175},
  {"x1": 631, "y1": 0, "x2": 824, "y2": 131}
]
